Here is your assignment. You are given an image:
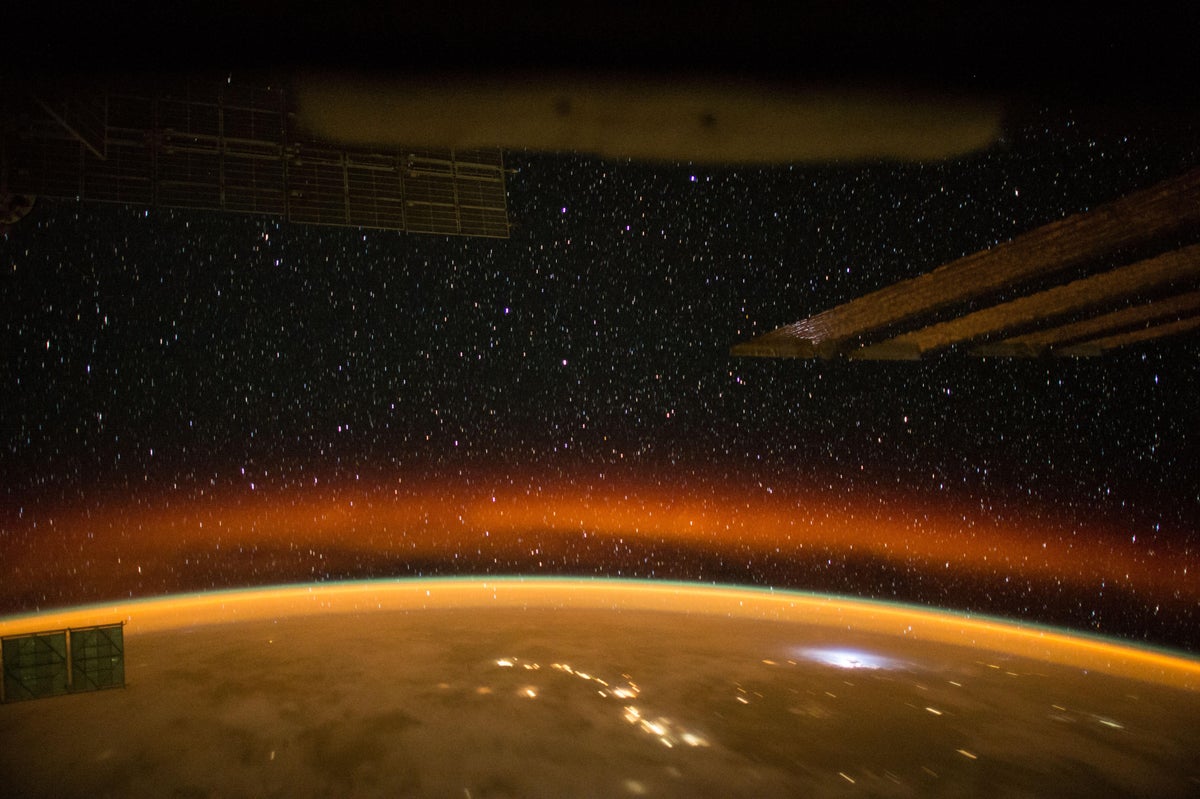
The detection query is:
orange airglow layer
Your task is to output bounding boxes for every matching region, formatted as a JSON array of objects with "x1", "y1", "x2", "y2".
[
  {"x1": 1, "y1": 580, "x2": 1198, "y2": 691},
  {"x1": 1, "y1": 475, "x2": 1192, "y2": 612}
]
